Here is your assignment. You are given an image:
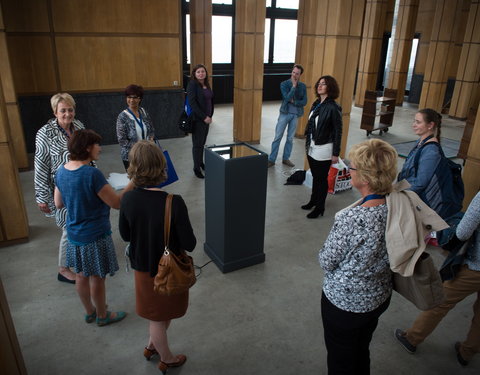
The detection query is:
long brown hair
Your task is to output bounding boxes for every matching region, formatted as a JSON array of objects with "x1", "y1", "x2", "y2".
[{"x1": 191, "y1": 64, "x2": 211, "y2": 90}]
